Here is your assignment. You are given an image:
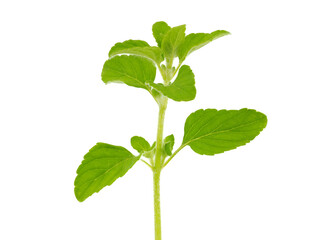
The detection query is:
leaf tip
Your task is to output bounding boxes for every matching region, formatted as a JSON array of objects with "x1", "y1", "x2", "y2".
[
  {"x1": 74, "y1": 187, "x2": 85, "y2": 202},
  {"x1": 222, "y1": 30, "x2": 231, "y2": 35}
]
